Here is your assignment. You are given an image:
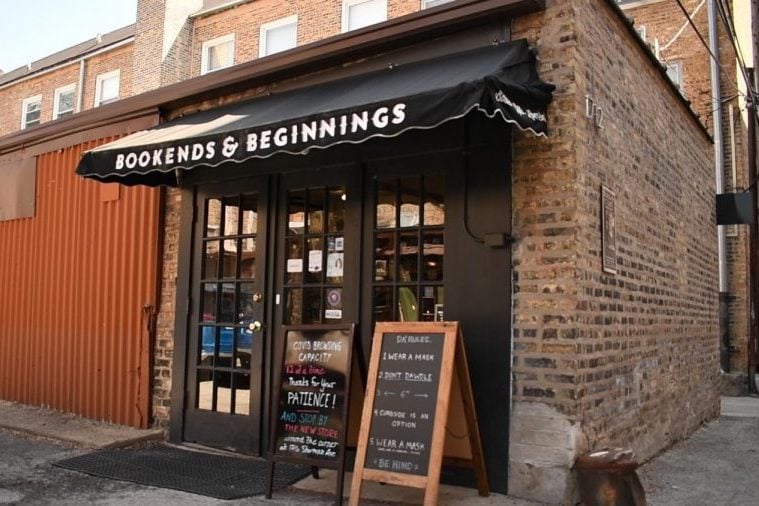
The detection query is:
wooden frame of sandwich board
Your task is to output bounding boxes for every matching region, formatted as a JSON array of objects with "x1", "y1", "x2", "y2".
[{"x1": 349, "y1": 321, "x2": 488, "y2": 505}]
